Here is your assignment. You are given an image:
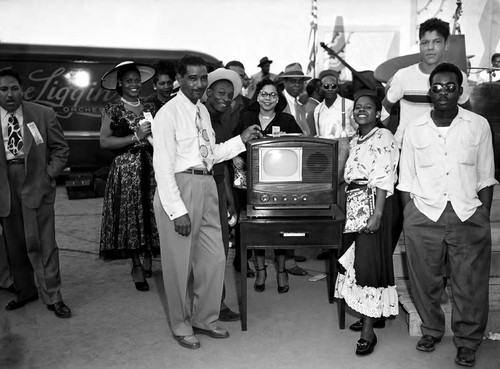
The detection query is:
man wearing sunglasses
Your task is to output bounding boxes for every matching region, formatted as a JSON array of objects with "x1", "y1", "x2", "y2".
[
  {"x1": 383, "y1": 18, "x2": 470, "y2": 149},
  {"x1": 398, "y1": 62, "x2": 497, "y2": 367}
]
